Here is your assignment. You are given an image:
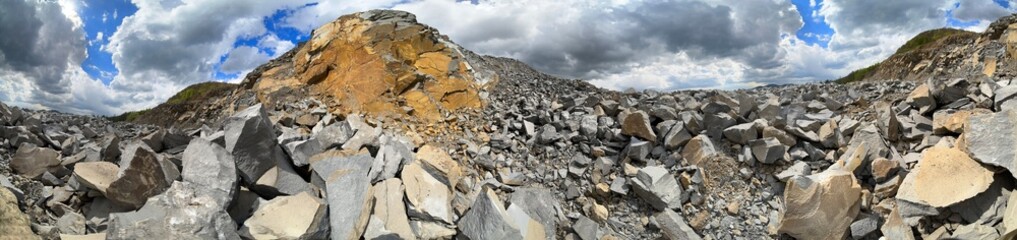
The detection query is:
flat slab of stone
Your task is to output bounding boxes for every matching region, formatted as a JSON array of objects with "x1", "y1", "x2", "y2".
[
  {"x1": 367, "y1": 178, "x2": 415, "y2": 239},
  {"x1": 0, "y1": 188, "x2": 40, "y2": 240},
  {"x1": 241, "y1": 192, "x2": 329, "y2": 239},
  {"x1": 654, "y1": 209, "x2": 702, "y2": 240},
  {"x1": 965, "y1": 110, "x2": 1017, "y2": 179},
  {"x1": 778, "y1": 170, "x2": 861, "y2": 240},
  {"x1": 106, "y1": 144, "x2": 172, "y2": 209},
  {"x1": 401, "y1": 162, "x2": 454, "y2": 224},
  {"x1": 309, "y1": 150, "x2": 374, "y2": 240},
  {"x1": 458, "y1": 187, "x2": 524, "y2": 240},
  {"x1": 107, "y1": 181, "x2": 240, "y2": 239},
  {"x1": 621, "y1": 110, "x2": 657, "y2": 141},
  {"x1": 72, "y1": 161, "x2": 119, "y2": 195},
  {"x1": 224, "y1": 104, "x2": 278, "y2": 185},
  {"x1": 11, "y1": 143, "x2": 61, "y2": 178},
  {"x1": 415, "y1": 144, "x2": 463, "y2": 190},
  {"x1": 915, "y1": 146, "x2": 994, "y2": 207},
  {"x1": 181, "y1": 138, "x2": 238, "y2": 197}
]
